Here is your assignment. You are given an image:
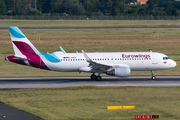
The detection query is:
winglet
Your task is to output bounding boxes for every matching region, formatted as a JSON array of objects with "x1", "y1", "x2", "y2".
[
  {"x1": 82, "y1": 50, "x2": 91, "y2": 62},
  {"x1": 59, "y1": 46, "x2": 66, "y2": 53}
]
